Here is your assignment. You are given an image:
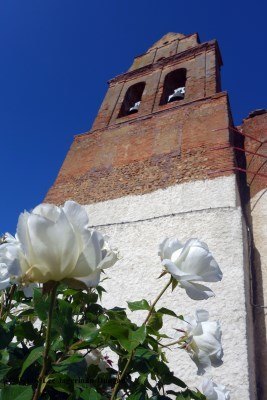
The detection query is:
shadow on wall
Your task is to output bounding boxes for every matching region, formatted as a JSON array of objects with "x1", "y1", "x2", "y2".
[{"x1": 252, "y1": 246, "x2": 267, "y2": 400}]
